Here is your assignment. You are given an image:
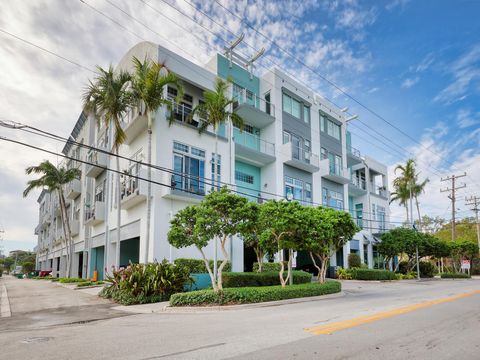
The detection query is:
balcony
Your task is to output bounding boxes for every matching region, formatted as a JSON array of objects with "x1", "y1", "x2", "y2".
[
  {"x1": 347, "y1": 146, "x2": 363, "y2": 166},
  {"x1": 319, "y1": 158, "x2": 350, "y2": 184},
  {"x1": 34, "y1": 223, "x2": 41, "y2": 235},
  {"x1": 161, "y1": 172, "x2": 205, "y2": 204},
  {"x1": 84, "y1": 201, "x2": 105, "y2": 226},
  {"x1": 233, "y1": 128, "x2": 275, "y2": 166},
  {"x1": 85, "y1": 147, "x2": 108, "y2": 178},
  {"x1": 70, "y1": 219, "x2": 80, "y2": 236},
  {"x1": 233, "y1": 89, "x2": 275, "y2": 129},
  {"x1": 121, "y1": 106, "x2": 147, "y2": 145},
  {"x1": 121, "y1": 167, "x2": 147, "y2": 209},
  {"x1": 65, "y1": 179, "x2": 81, "y2": 199},
  {"x1": 282, "y1": 142, "x2": 319, "y2": 173},
  {"x1": 348, "y1": 176, "x2": 367, "y2": 197},
  {"x1": 371, "y1": 185, "x2": 389, "y2": 199}
]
